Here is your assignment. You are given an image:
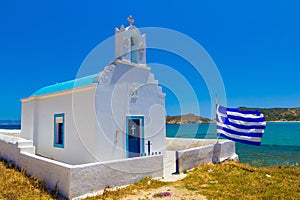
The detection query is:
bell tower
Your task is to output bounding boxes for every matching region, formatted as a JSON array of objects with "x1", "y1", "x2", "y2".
[{"x1": 115, "y1": 16, "x2": 146, "y2": 66}]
